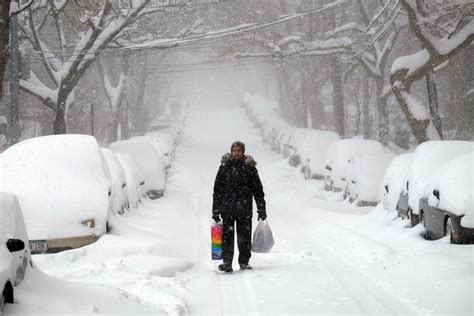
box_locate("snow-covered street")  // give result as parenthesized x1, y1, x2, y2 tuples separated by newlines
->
(7, 105, 472, 315)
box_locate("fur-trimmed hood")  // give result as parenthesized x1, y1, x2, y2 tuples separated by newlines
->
(221, 153, 257, 167)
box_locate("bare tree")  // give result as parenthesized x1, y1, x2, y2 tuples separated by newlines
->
(390, 0, 474, 143)
(18, 0, 154, 134)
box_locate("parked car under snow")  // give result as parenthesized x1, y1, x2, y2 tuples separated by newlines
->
(419, 152, 474, 244)
(345, 152, 395, 206)
(100, 148, 128, 215)
(109, 140, 166, 199)
(379, 153, 414, 213)
(297, 130, 340, 180)
(115, 153, 146, 209)
(0, 135, 111, 254)
(324, 139, 386, 192)
(399, 141, 473, 227)
(0, 192, 32, 313)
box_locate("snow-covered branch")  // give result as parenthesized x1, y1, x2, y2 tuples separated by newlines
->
(390, 0, 474, 143)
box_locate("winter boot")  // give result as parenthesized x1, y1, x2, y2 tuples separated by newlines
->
(218, 263, 233, 273)
(239, 263, 253, 270)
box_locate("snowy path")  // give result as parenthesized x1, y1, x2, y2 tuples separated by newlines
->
(24, 105, 473, 315)
(155, 105, 422, 315)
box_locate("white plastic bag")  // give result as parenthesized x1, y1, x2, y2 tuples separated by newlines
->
(251, 220, 274, 253)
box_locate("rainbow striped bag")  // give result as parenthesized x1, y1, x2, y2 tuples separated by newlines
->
(211, 223, 223, 260)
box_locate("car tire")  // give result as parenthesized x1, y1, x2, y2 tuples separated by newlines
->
(446, 217, 455, 244)
(420, 211, 428, 239)
(408, 209, 416, 227)
(2, 282, 13, 305)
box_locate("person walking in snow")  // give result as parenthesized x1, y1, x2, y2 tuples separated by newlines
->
(212, 141, 267, 273)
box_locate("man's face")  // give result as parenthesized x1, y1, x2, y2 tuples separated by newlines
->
(232, 146, 244, 159)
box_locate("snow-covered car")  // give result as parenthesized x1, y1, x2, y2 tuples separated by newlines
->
(287, 129, 311, 167)
(0, 192, 33, 313)
(401, 141, 473, 227)
(418, 152, 474, 243)
(280, 127, 302, 159)
(161, 97, 187, 121)
(110, 140, 166, 199)
(145, 131, 176, 163)
(100, 148, 128, 214)
(0, 135, 111, 254)
(379, 153, 414, 213)
(115, 153, 145, 209)
(147, 120, 183, 143)
(297, 130, 340, 179)
(345, 152, 395, 206)
(129, 135, 173, 169)
(324, 139, 386, 192)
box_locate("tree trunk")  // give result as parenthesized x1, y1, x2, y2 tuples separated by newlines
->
(363, 74, 370, 139)
(108, 112, 119, 143)
(0, 0, 11, 98)
(330, 56, 344, 137)
(376, 79, 389, 145)
(53, 103, 67, 134)
(308, 80, 325, 129)
(425, 71, 442, 138)
(391, 75, 435, 144)
(121, 95, 129, 139)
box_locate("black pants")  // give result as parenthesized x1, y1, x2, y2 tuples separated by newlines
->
(222, 215, 252, 265)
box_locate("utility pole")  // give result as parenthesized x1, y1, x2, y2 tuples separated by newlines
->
(416, 0, 443, 139)
(9, 0, 20, 145)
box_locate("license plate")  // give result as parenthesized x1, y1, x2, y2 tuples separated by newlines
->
(29, 240, 48, 254)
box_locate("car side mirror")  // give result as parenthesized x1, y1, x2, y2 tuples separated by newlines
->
(325, 165, 332, 171)
(384, 185, 389, 194)
(6, 239, 25, 252)
(433, 189, 440, 200)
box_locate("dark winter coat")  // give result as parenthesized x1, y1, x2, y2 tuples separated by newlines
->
(212, 153, 266, 218)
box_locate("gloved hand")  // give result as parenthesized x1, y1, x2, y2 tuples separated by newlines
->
(212, 213, 221, 223)
(257, 210, 267, 221)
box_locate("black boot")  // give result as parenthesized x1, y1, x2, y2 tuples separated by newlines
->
(239, 263, 253, 270)
(218, 263, 233, 273)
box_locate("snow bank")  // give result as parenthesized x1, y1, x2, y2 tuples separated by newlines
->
(379, 153, 414, 212)
(423, 152, 474, 228)
(0, 135, 109, 240)
(408, 141, 474, 214)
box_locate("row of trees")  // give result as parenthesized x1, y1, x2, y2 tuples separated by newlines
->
(223, 0, 473, 147)
(0, 0, 473, 151)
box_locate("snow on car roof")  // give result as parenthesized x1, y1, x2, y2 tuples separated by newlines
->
(424, 152, 474, 227)
(325, 138, 385, 168)
(109, 140, 165, 192)
(0, 135, 109, 240)
(380, 153, 414, 212)
(408, 140, 474, 213)
(301, 130, 340, 173)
